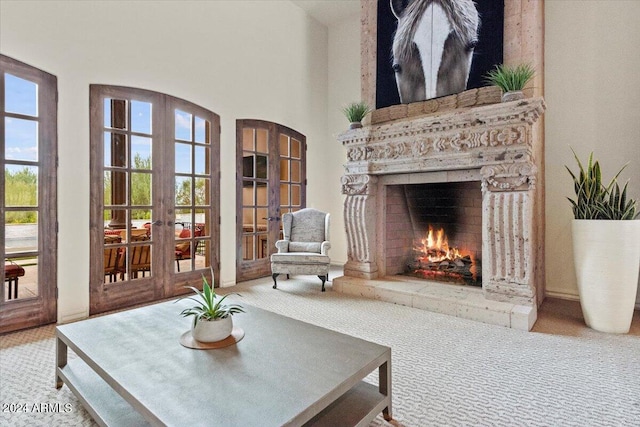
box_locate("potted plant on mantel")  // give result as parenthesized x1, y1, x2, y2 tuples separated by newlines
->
(566, 148, 640, 333)
(342, 101, 371, 129)
(177, 274, 244, 342)
(484, 63, 535, 103)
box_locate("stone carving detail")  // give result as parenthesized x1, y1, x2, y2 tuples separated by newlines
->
(483, 191, 534, 300)
(480, 163, 537, 192)
(341, 174, 377, 195)
(347, 146, 368, 162)
(344, 195, 372, 263)
(346, 126, 528, 164)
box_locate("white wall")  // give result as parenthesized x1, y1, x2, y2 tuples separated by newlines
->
(324, 13, 362, 263)
(544, 1, 640, 303)
(0, 0, 329, 322)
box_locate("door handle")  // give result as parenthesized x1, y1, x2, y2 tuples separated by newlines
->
(151, 220, 163, 226)
(262, 217, 280, 221)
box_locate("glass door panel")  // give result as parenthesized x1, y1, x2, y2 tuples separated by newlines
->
(102, 97, 155, 283)
(4, 74, 41, 302)
(173, 109, 214, 275)
(241, 127, 269, 262)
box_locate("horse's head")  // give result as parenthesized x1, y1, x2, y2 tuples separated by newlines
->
(391, 0, 479, 103)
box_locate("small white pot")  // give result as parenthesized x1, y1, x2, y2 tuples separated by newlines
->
(572, 219, 640, 333)
(349, 122, 362, 130)
(191, 316, 233, 342)
(501, 91, 524, 102)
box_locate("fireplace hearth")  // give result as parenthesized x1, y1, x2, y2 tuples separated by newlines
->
(333, 98, 546, 330)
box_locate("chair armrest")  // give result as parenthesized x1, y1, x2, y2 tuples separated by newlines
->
(275, 240, 289, 253)
(321, 241, 331, 256)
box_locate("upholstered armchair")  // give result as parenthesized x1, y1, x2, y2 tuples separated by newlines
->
(270, 208, 331, 291)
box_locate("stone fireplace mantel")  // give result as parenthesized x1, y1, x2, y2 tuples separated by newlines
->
(334, 98, 546, 330)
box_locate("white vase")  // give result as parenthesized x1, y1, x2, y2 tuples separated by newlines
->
(572, 219, 640, 333)
(191, 316, 233, 342)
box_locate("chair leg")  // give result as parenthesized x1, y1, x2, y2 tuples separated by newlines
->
(272, 273, 279, 289)
(318, 275, 327, 292)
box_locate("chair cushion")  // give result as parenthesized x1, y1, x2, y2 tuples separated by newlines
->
(175, 242, 190, 252)
(288, 241, 321, 253)
(270, 252, 330, 265)
(5, 264, 25, 278)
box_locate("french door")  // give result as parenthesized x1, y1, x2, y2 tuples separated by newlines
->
(0, 55, 57, 333)
(236, 120, 305, 282)
(90, 86, 220, 314)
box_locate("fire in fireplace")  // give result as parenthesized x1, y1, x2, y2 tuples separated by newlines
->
(384, 181, 483, 287)
(406, 225, 481, 286)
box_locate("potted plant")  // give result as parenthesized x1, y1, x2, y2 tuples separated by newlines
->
(484, 63, 535, 102)
(566, 148, 640, 333)
(177, 274, 244, 342)
(342, 101, 371, 129)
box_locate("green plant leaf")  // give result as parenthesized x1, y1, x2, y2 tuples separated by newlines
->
(483, 63, 535, 92)
(342, 101, 371, 123)
(567, 147, 637, 220)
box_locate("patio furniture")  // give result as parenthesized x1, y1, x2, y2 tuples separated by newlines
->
(4, 261, 25, 300)
(103, 247, 121, 283)
(270, 208, 331, 291)
(175, 226, 204, 272)
(129, 234, 151, 279)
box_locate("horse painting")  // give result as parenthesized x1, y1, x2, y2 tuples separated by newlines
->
(390, 0, 480, 103)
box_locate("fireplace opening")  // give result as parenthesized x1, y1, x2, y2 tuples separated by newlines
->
(385, 181, 482, 286)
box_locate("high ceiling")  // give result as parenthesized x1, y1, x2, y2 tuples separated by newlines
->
(289, 0, 360, 27)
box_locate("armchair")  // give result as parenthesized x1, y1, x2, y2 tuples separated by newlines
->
(270, 208, 331, 291)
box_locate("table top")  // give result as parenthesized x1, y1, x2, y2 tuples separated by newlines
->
(57, 299, 390, 426)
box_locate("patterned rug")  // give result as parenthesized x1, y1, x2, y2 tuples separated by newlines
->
(2, 271, 640, 426)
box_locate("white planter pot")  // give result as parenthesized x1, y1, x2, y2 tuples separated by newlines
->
(501, 91, 524, 102)
(191, 316, 233, 342)
(572, 219, 640, 333)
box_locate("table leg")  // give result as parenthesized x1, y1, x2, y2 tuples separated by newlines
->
(56, 335, 67, 389)
(379, 360, 393, 421)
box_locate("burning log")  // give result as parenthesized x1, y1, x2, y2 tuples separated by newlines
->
(406, 226, 481, 286)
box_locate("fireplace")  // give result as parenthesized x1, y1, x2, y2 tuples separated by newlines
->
(334, 97, 546, 330)
(386, 181, 482, 286)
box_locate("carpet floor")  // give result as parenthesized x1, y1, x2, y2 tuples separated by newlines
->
(1, 269, 640, 426)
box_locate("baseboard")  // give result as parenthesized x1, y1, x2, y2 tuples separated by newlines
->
(220, 279, 236, 288)
(545, 290, 640, 309)
(544, 290, 580, 302)
(59, 309, 89, 324)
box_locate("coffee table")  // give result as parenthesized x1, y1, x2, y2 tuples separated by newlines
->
(56, 300, 392, 426)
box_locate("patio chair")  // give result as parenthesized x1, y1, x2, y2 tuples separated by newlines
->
(4, 260, 25, 300)
(175, 226, 204, 272)
(270, 208, 331, 292)
(129, 234, 151, 279)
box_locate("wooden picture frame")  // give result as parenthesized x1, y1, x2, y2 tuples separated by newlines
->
(360, 0, 544, 118)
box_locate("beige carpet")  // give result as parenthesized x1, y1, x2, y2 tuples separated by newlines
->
(2, 269, 640, 426)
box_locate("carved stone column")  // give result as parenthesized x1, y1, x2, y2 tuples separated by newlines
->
(481, 162, 538, 305)
(341, 174, 379, 279)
